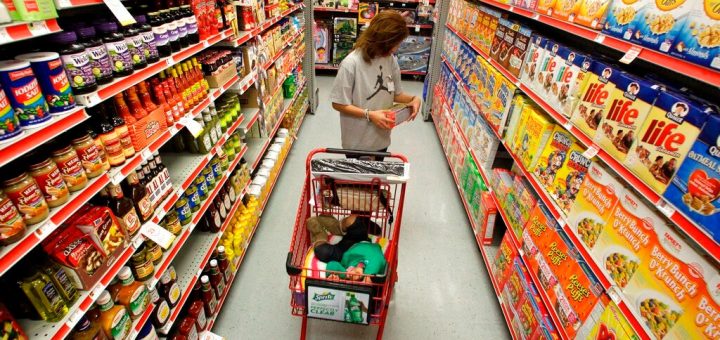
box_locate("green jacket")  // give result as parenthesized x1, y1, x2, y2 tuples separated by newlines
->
(326, 242, 386, 278)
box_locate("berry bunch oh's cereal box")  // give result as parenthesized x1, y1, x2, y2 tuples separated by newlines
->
(625, 90, 713, 194)
(546, 46, 591, 118)
(551, 143, 593, 214)
(574, 0, 612, 30)
(670, 0, 720, 70)
(664, 113, 720, 242)
(566, 162, 623, 251)
(569, 60, 619, 140)
(602, 0, 651, 41)
(594, 72, 661, 162)
(630, 0, 692, 53)
(552, 0, 582, 22)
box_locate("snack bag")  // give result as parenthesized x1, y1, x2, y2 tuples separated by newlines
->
(625, 90, 712, 194)
(575, 0, 612, 29)
(516, 109, 555, 170)
(630, 0, 692, 53)
(602, 0, 651, 40)
(520, 35, 547, 91)
(532, 125, 576, 191)
(670, 0, 720, 70)
(552, 0, 582, 22)
(593, 72, 661, 162)
(537, 0, 557, 16)
(569, 60, 619, 140)
(566, 162, 623, 250)
(551, 143, 593, 214)
(546, 46, 590, 118)
(664, 113, 720, 242)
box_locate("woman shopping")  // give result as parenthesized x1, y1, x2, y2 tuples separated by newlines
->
(330, 10, 422, 156)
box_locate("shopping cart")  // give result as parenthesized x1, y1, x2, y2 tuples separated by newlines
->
(286, 148, 409, 340)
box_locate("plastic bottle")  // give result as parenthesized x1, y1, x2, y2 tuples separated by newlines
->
(71, 316, 109, 340)
(122, 24, 147, 70)
(105, 102, 135, 158)
(216, 246, 234, 281)
(96, 290, 132, 340)
(76, 26, 114, 85)
(97, 22, 133, 77)
(134, 15, 160, 64)
(208, 259, 225, 298)
(162, 10, 181, 52)
(158, 271, 181, 308)
(199, 275, 217, 317)
(18, 268, 68, 322)
(50, 31, 98, 94)
(111, 267, 150, 319)
(187, 300, 207, 332)
(149, 12, 171, 57)
(125, 85, 149, 119)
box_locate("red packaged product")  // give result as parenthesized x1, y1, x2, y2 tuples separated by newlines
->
(493, 232, 519, 289)
(73, 206, 127, 256)
(0, 303, 28, 340)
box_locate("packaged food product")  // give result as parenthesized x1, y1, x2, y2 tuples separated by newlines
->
(27, 155, 69, 208)
(528, 40, 561, 100)
(670, 1, 720, 70)
(492, 232, 519, 289)
(0, 60, 51, 128)
(50, 32, 98, 95)
(515, 108, 555, 170)
(532, 125, 576, 190)
(664, 113, 720, 242)
(70, 132, 106, 178)
(5, 0, 57, 21)
(0, 190, 26, 245)
(625, 90, 712, 194)
(15, 52, 76, 114)
(603, 0, 650, 41)
(569, 60, 619, 139)
(2, 169, 49, 225)
(501, 260, 530, 309)
(576, 298, 639, 340)
(552, 0, 582, 22)
(0, 85, 22, 143)
(50, 144, 88, 192)
(0, 302, 28, 340)
(42, 224, 107, 288)
(547, 47, 591, 118)
(519, 35, 547, 94)
(511, 0, 538, 11)
(489, 18, 510, 63)
(630, 0, 692, 53)
(536, 0, 557, 16)
(550, 143, 592, 213)
(574, 0, 612, 29)
(73, 206, 127, 256)
(593, 72, 661, 162)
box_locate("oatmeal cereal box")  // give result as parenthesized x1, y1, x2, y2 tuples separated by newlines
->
(670, 0, 720, 70)
(664, 113, 720, 242)
(552, 0, 582, 22)
(546, 46, 590, 118)
(537, 0, 557, 16)
(520, 35, 548, 91)
(594, 72, 661, 162)
(507, 25, 532, 78)
(566, 162, 623, 251)
(532, 41, 563, 102)
(551, 143, 593, 214)
(532, 125, 576, 192)
(503, 94, 531, 143)
(602, 0, 651, 41)
(494, 232, 520, 288)
(575, 0, 612, 29)
(569, 60, 619, 140)
(625, 90, 712, 194)
(490, 18, 510, 63)
(516, 108, 555, 170)
(631, 0, 693, 52)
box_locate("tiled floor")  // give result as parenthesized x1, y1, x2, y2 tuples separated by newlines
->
(212, 76, 511, 339)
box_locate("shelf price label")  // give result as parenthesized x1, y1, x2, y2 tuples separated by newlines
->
(0, 28, 11, 45)
(141, 222, 176, 249)
(28, 21, 51, 36)
(619, 46, 642, 64)
(594, 34, 606, 44)
(66, 309, 83, 326)
(103, 0, 137, 26)
(657, 200, 676, 217)
(582, 145, 599, 159)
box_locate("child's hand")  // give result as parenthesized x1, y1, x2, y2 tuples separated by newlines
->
(369, 110, 394, 130)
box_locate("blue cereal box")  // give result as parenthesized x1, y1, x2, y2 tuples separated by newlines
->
(664, 113, 720, 241)
(670, 0, 720, 70)
(630, 0, 693, 53)
(602, 0, 651, 41)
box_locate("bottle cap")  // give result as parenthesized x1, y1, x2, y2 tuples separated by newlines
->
(50, 31, 79, 44)
(200, 275, 209, 284)
(118, 266, 133, 280)
(76, 26, 97, 39)
(217, 245, 226, 253)
(97, 290, 111, 305)
(210, 259, 218, 267)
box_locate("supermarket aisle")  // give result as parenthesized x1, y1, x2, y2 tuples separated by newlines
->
(213, 76, 511, 339)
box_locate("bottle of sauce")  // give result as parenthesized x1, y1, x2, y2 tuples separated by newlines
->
(0, 190, 26, 245)
(113, 93, 136, 125)
(125, 85, 148, 119)
(174, 317, 198, 340)
(149, 12, 170, 58)
(96, 290, 131, 339)
(107, 183, 142, 238)
(187, 300, 207, 332)
(50, 31, 98, 94)
(158, 271, 181, 308)
(199, 275, 217, 317)
(124, 170, 153, 223)
(122, 23, 147, 70)
(76, 26, 114, 85)
(216, 246, 234, 282)
(149, 287, 170, 329)
(18, 268, 68, 322)
(49, 144, 89, 192)
(134, 15, 160, 64)
(96, 22, 133, 77)
(41, 259, 79, 305)
(207, 259, 225, 298)
(91, 107, 126, 167)
(138, 81, 159, 114)
(71, 316, 109, 340)
(105, 102, 135, 158)
(26, 154, 70, 208)
(2, 169, 50, 225)
(154, 152, 170, 193)
(112, 267, 150, 319)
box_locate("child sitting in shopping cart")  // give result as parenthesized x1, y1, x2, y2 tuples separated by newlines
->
(327, 241, 386, 283)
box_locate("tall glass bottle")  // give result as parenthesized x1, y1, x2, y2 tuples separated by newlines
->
(107, 183, 142, 238)
(124, 170, 153, 223)
(18, 269, 68, 322)
(105, 102, 135, 158)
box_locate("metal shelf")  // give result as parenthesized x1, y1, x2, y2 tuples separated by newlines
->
(0, 19, 61, 45)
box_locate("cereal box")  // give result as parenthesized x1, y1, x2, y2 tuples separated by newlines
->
(602, 0, 651, 41)
(664, 113, 720, 242)
(479, 6, 504, 56)
(534, 41, 564, 102)
(493, 231, 520, 288)
(507, 25, 533, 79)
(510, 287, 543, 339)
(566, 162, 623, 250)
(594, 72, 661, 162)
(670, 0, 720, 70)
(546, 46, 590, 119)
(516, 108, 555, 170)
(503, 94, 532, 143)
(502, 260, 531, 309)
(520, 34, 547, 91)
(575, 0, 612, 29)
(494, 19, 518, 71)
(490, 18, 510, 62)
(631, 0, 693, 52)
(569, 60, 619, 140)
(552, 0, 582, 22)
(486, 72, 517, 134)
(576, 298, 640, 340)
(532, 125, 576, 191)
(537, 0, 557, 16)
(625, 90, 712, 194)
(471, 114, 500, 170)
(551, 143, 593, 214)
(512, 0, 538, 11)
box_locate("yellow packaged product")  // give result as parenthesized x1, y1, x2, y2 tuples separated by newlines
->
(515, 108, 555, 170)
(574, 0, 612, 29)
(509, 103, 534, 154)
(537, 0, 557, 16)
(486, 72, 517, 133)
(576, 298, 639, 339)
(552, 0, 582, 22)
(569, 60, 618, 140)
(593, 72, 661, 162)
(503, 94, 531, 143)
(532, 125, 575, 191)
(549, 142, 592, 214)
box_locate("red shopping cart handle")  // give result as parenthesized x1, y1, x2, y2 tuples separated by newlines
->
(324, 148, 392, 158)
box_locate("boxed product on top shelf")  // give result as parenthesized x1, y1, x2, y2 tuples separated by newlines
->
(2, 0, 58, 22)
(314, 0, 358, 11)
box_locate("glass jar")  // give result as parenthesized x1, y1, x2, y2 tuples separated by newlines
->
(145, 240, 163, 265)
(50, 145, 88, 192)
(174, 198, 191, 225)
(2, 171, 49, 225)
(27, 157, 70, 208)
(0, 190, 26, 245)
(70, 133, 107, 178)
(184, 186, 200, 212)
(194, 177, 208, 201)
(131, 246, 154, 281)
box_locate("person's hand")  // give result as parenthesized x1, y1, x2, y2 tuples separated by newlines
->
(369, 110, 394, 130)
(409, 96, 422, 120)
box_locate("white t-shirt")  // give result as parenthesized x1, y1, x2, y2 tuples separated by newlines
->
(330, 50, 403, 151)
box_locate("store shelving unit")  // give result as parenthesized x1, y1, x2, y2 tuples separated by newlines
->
(0, 19, 62, 45)
(223, 3, 305, 48)
(53, 0, 103, 9)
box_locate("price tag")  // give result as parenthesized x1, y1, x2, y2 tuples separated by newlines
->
(200, 330, 225, 340)
(415, 25, 420, 33)
(197, 268, 204, 277)
(147, 277, 158, 289)
(183, 117, 204, 138)
(582, 146, 598, 159)
(55, 0, 72, 8)
(132, 235, 144, 248)
(562, 120, 573, 131)
(169, 124, 179, 135)
(36, 221, 56, 236)
(509, 6, 515, 12)
(141, 149, 153, 160)
(532, 13, 540, 20)
(594, 34, 606, 44)
(28, 21, 51, 36)
(92, 285, 105, 299)
(128, 330, 139, 340)
(608, 287, 622, 304)
(657, 200, 676, 217)
(66, 310, 83, 326)
(141, 222, 176, 249)
(0, 28, 11, 45)
(111, 172, 125, 185)
(103, 0, 137, 26)
(619, 46, 642, 64)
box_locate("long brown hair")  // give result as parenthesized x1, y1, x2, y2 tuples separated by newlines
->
(354, 10, 409, 63)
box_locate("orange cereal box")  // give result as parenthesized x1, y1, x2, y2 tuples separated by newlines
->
(575, 0, 612, 29)
(569, 60, 618, 140)
(566, 162, 623, 251)
(532, 125, 576, 191)
(552, 0, 582, 22)
(550, 143, 593, 214)
(537, 0, 557, 16)
(516, 108, 555, 170)
(594, 72, 661, 162)
(625, 90, 713, 194)
(576, 297, 640, 340)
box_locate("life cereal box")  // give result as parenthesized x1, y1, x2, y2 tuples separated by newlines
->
(575, 0, 612, 29)
(569, 60, 619, 140)
(630, 0, 693, 53)
(537, 0, 557, 16)
(625, 90, 712, 194)
(670, 0, 720, 70)
(567, 162, 623, 251)
(576, 297, 640, 340)
(520, 34, 548, 91)
(602, 0, 652, 41)
(532, 41, 564, 103)
(546, 46, 591, 119)
(594, 72, 661, 162)
(532, 125, 576, 191)
(664, 113, 720, 243)
(526, 38, 557, 97)
(552, 0, 582, 22)
(507, 25, 532, 79)
(551, 143, 593, 214)
(516, 109, 555, 170)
